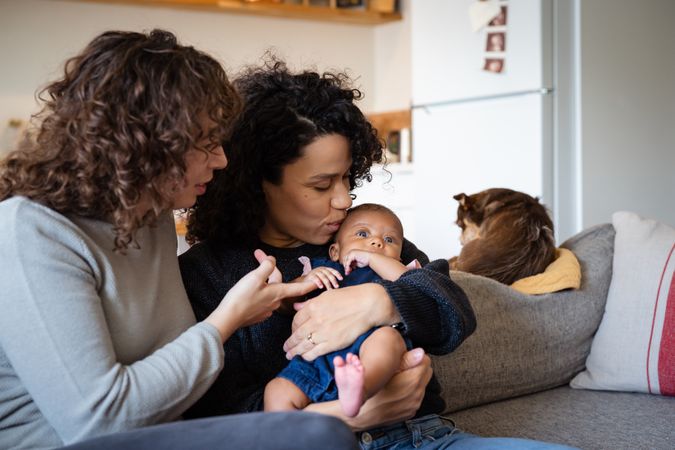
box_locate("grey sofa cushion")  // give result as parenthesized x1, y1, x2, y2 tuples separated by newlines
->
(450, 386, 675, 450)
(431, 224, 615, 413)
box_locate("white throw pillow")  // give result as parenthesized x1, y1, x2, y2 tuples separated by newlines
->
(571, 211, 675, 395)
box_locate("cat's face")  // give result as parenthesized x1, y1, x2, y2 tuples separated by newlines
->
(453, 191, 490, 245)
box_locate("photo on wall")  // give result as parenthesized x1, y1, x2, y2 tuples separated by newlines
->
(482, 2, 508, 73)
(489, 5, 507, 26)
(486, 32, 506, 52)
(483, 58, 504, 73)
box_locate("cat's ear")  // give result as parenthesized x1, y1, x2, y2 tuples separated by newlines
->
(454, 193, 470, 209)
(525, 223, 554, 243)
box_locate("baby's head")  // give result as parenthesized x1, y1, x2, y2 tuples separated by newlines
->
(329, 203, 404, 261)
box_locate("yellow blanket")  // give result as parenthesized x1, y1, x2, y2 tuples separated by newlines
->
(510, 248, 581, 295)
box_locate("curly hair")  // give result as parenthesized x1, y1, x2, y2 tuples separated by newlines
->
(186, 59, 384, 248)
(0, 29, 240, 251)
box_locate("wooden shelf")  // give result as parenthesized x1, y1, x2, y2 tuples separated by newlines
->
(76, 0, 402, 25)
(367, 109, 412, 164)
(367, 109, 411, 139)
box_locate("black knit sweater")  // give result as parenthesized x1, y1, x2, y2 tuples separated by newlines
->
(179, 239, 476, 419)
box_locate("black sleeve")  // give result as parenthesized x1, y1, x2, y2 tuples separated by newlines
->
(376, 246, 476, 355)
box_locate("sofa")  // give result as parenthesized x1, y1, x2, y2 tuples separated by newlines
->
(430, 223, 675, 450)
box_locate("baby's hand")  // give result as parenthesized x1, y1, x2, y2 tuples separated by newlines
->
(301, 266, 343, 290)
(341, 250, 373, 275)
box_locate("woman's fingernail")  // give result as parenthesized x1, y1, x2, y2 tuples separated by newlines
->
(411, 348, 424, 360)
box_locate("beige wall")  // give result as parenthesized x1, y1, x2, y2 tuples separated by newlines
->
(0, 0, 409, 155)
(372, 0, 411, 112)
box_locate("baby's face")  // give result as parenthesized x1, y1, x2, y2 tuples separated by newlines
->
(330, 209, 403, 261)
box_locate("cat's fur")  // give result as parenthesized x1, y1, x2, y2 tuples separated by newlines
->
(449, 188, 556, 285)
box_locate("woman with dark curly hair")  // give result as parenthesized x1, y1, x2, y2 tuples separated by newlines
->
(179, 61, 461, 425)
(179, 61, 575, 450)
(177, 59, 463, 431)
(0, 31, 358, 450)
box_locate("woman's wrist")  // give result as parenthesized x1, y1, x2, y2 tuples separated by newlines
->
(203, 308, 237, 343)
(365, 283, 401, 326)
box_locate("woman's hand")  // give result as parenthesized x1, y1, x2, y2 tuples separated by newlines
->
(283, 283, 400, 361)
(204, 252, 315, 342)
(303, 348, 432, 430)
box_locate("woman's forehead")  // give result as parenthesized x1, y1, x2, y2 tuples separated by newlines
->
(286, 134, 352, 177)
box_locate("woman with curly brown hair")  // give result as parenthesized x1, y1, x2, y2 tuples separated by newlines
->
(0, 30, 358, 450)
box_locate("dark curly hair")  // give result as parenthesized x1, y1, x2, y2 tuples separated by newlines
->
(186, 59, 384, 248)
(0, 29, 240, 251)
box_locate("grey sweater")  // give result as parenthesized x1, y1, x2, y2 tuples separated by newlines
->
(0, 197, 224, 449)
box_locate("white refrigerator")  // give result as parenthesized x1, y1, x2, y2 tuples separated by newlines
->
(410, 0, 553, 260)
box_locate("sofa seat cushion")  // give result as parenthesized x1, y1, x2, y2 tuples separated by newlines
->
(449, 386, 675, 449)
(433, 224, 614, 413)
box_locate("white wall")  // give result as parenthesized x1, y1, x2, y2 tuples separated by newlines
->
(0, 0, 385, 156)
(579, 0, 675, 228)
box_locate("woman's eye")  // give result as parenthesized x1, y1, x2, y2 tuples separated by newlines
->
(356, 230, 368, 238)
(384, 237, 394, 244)
(314, 185, 330, 192)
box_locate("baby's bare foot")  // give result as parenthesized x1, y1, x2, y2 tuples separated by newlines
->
(334, 353, 365, 417)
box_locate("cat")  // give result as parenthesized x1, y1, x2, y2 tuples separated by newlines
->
(449, 188, 557, 285)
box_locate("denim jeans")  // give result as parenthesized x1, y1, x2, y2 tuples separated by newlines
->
(356, 414, 577, 450)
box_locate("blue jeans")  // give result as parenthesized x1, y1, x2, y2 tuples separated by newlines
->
(357, 414, 577, 449)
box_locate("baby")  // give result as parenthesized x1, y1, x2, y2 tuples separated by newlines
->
(263, 203, 418, 417)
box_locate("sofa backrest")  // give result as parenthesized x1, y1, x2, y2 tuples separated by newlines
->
(432, 223, 615, 413)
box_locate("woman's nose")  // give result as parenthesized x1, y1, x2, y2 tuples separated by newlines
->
(331, 183, 352, 210)
(209, 145, 228, 170)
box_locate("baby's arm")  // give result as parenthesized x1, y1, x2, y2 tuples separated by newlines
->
(341, 250, 417, 281)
